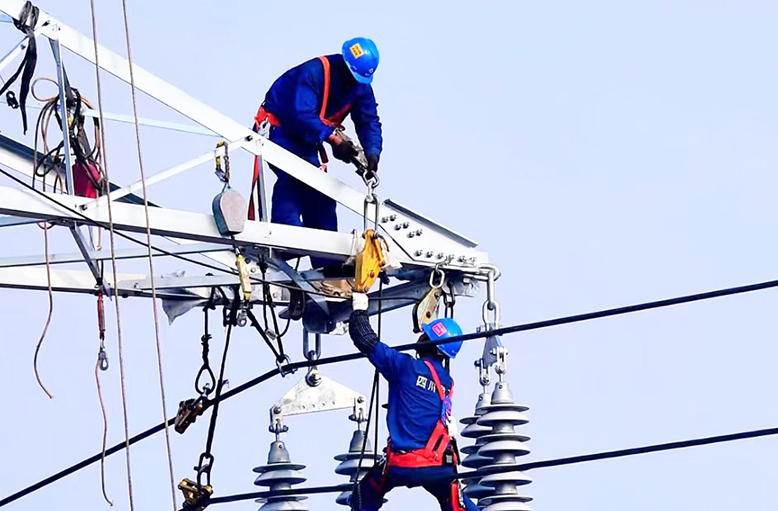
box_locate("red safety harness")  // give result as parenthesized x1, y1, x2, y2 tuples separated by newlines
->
(386, 360, 457, 469)
(248, 56, 351, 220)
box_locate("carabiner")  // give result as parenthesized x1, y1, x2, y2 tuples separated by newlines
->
(97, 347, 109, 371)
(429, 266, 446, 290)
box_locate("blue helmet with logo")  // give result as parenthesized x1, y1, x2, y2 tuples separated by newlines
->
(421, 318, 464, 359)
(342, 37, 379, 84)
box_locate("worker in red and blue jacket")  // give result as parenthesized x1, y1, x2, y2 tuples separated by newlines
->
(348, 293, 480, 511)
(253, 37, 382, 269)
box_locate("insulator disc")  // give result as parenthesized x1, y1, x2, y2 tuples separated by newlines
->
(463, 480, 493, 499)
(461, 440, 486, 455)
(253, 469, 307, 487)
(477, 409, 529, 428)
(478, 440, 531, 458)
(336, 491, 352, 505)
(462, 452, 493, 469)
(478, 433, 531, 445)
(253, 463, 306, 473)
(257, 499, 309, 511)
(480, 470, 532, 487)
(482, 500, 533, 511)
(335, 457, 378, 475)
(462, 421, 493, 438)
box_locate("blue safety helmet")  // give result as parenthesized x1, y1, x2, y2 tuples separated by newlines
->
(421, 318, 464, 359)
(342, 37, 379, 84)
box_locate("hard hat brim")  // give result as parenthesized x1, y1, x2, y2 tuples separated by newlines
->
(348, 66, 373, 84)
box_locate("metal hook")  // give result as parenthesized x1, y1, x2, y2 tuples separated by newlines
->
(97, 347, 109, 371)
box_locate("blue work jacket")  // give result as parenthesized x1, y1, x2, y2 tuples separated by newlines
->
(369, 343, 453, 452)
(262, 54, 383, 165)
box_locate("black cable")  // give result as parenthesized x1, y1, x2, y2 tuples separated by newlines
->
(246, 308, 282, 361)
(204, 484, 352, 506)
(196, 321, 234, 487)
(514, 425, 778, 472)
(189, 425, 778, 507)
(7, 263, 778, 508)
(374, 279, 384, 464)
(0, 367, 281, 508)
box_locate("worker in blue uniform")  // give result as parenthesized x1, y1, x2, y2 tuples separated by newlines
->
(348, 293, 480, 511)
(253, 37, 383, 269)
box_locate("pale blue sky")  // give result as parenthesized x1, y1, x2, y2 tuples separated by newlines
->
(1, 1, 778, 510)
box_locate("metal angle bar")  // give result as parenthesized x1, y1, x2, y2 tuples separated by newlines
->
(0, 186, 359, 261)
(306, 280, 432, 326)
(0, 266, 139, 295)
(0, 0, 249, 140)
(67, 224, 108, 294)
(0, 34, 28, 74)
(0, 242, 230, 268)
(0, 133, 153, 206)
(82, 138, 250, 210)
(0, 1, 488, 270)
(80, 107, 217, 137)
(0, 133, 234, 269)
(49, 35, 74, 196)
(271, 257, 329, 315)
(122, 273, 242, 291)
(0, 215, 38, 227)
(24, 102, 219, 137)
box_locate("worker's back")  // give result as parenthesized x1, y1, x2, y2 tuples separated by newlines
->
(367, 344, 453, 451)
(261, 54, 378, 156)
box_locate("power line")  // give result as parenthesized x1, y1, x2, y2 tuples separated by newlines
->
(6, 159, 778, 505)
(5, 264, 778, 506)
(184, 425, 778, 508)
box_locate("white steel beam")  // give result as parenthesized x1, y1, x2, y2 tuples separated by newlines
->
(0, 266, 143, 295)
(0, 1, 488, 270)
(0, 242, 230, 268)
(0, 186, 358, 261)
(82, 138, 250, 210)
(0, 0, 248, 140)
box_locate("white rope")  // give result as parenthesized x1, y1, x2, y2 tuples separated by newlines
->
(88, 0, 134, 508)
(118, 1, 178, 508)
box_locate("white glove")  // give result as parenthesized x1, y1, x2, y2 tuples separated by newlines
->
(352, 292, 369, 311)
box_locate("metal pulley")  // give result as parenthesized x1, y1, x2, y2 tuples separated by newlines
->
(354, 229, 386, 293)
(212, 141, 247, 236)
(253, 439, 308, 511)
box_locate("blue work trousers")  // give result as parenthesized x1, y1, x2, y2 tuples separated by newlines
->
(352, 461, 479, 511)
(269, 165, 337, 269)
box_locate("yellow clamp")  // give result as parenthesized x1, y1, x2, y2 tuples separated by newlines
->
(354, 229, 386, 293)
(178, 478, 213, 510)
(236, 254, 252, 302)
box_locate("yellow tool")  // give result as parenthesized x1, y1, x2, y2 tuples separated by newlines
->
(354, 229, 386, 293)
(178, 478, 213, 511)
(236, 254, 252, 302)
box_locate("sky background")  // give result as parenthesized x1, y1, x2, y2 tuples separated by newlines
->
(1, 1, 778, 510)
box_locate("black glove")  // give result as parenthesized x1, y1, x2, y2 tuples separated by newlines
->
(366, 154, 379, 173)
(328, 132, 358, 163)
(363, 153, 379, 182)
